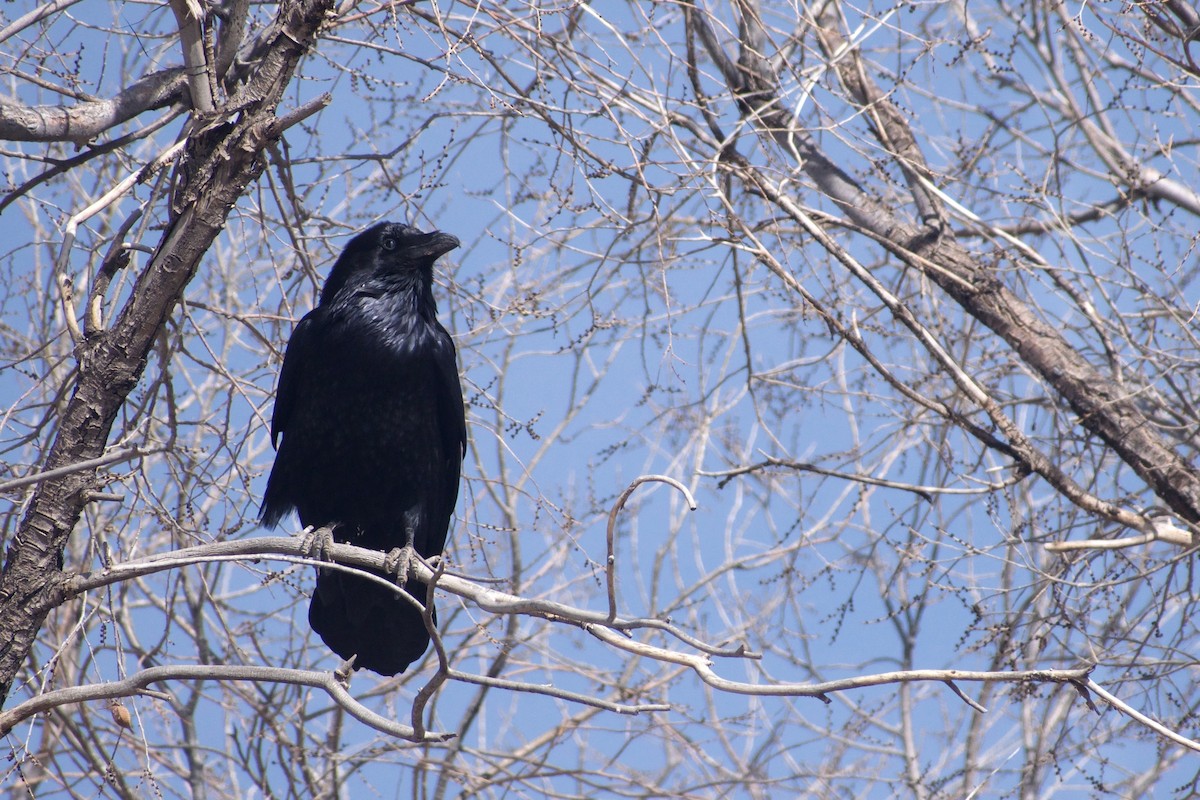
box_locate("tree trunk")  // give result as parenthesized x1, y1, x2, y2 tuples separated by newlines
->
(0, 0, 338, 708)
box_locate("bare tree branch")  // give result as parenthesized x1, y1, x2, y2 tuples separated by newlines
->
(0, 0, 339, 709)
(0, 664, 454, 742)
(4, 2, 1198, 794)
(605, 474, 697, 621)
(698, 5, 1200, 528)
(0, 67, 188, 144)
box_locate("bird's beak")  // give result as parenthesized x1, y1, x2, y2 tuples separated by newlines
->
(417, 231, 460, 259)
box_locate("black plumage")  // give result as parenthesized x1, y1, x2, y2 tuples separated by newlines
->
(259, 222, 466, 676)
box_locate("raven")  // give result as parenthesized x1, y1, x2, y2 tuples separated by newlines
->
(259, 222, 466, 676)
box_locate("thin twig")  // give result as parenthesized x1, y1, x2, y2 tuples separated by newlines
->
(0, 446, 158, 494)
(701, 456, 1026, 499)
(446, 669, 669, 715)
(411, 554, 449, 737)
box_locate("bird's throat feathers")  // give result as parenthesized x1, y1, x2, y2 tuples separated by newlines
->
(321, 270, 448, 360)
(339, 269, 439, 320)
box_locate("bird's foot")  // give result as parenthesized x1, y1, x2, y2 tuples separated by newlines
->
(383, 544, 415, 581)
(299, 525, 335, 561)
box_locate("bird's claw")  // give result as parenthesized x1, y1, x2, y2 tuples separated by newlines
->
(383, 544, 415, 581)
(300, 525, 335, 561)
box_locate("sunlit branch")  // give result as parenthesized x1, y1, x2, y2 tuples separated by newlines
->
(63, 536, 748, 659)
(1044, 517, 1195, 552)
(1085, 679, 1200, 753)
(0, 67, 187, 143)
(0, 664, 453, 742)
(168, 0, 216, 113)
(59, 533, 1198, 754)
(605, 474, 697, 621)
(0, 106, 183, 217)
(586, 622, 1111, 709)
(53, 136, 188, 343)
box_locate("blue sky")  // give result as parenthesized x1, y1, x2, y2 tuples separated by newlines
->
(2, 1, 1198, 797)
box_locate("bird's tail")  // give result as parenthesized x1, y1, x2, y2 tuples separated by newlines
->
(307, 567, 435, 676)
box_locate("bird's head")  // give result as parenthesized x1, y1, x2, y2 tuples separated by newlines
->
(319, 222, 460, 306)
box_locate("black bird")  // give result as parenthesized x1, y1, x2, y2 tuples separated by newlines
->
(259, 222, 466, 676)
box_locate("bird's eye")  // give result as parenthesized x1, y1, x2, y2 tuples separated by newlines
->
(381, 236, 397, 251)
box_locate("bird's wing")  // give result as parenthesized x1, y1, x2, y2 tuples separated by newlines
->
(433, 323, 467, 552)
(436, 324, 468, 461)
(270, 310, 320, 448)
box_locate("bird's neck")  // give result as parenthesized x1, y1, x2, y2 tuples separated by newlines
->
(393, 277, 439, 321)
(350, 271, 438, 319)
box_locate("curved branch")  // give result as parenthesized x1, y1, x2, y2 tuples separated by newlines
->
(1045, 516, 1195, 552)
(61, 536, 738, 659)
(605, 474, 697, 621)
(71, 533, 1200, 753)
(48, 534, 1200, 751)
(0, 664, 453, 742)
